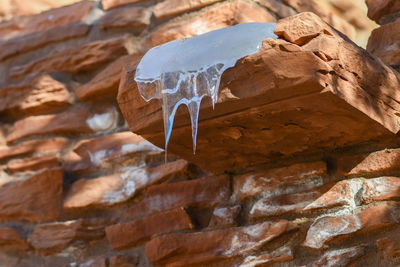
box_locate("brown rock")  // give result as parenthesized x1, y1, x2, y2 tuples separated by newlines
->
(79, 258, 106, 267)
(312, 246, 366, 267)
(109, 255, 139, 267)
(99, 6, 150, 32)
(255, 0, 296, 18)
(0, 137, 67, 161)
(10, 38, 128, 81)
(146, 0, 275, 47)
(120, 12, 400, 174)
(64, 131, 158, 173)
(102, 0, 147, 10)
(367, 18, 400, 66)
(0, 227, 27, 249)
(147, 159, 189, 183)
(28, 218, 107, 254)
(106, 207, 193, 249)
(145, 220, 297, 265)
(234, 161, 326, 201)
(153, 0, 223, 19)
(125, 175, 230, 220)
(239, 246, 293, 266)
(0, 74, 74, 120)
(0, 169, 62, 223)
(7, 105, 118, 144)
(77, 54, 143, 102)
(0, 1, 93, 41)
(376, 234, 400, 263)
(303, 203, 400, 249)
(0, 23, 90, 62)
(208, 205, 241, 228)
(7, 154, 59, 173)
(365, 0, 400, 23)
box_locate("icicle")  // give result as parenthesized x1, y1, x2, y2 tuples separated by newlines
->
(135, 22, 277, 154)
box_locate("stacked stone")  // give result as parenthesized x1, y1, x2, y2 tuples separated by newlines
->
(366, 0, 400, 71)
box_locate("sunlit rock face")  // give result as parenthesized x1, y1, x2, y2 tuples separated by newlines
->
(135, 23, 277, 153)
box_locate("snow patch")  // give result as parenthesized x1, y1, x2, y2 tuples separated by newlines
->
(86, 108, 118, 132)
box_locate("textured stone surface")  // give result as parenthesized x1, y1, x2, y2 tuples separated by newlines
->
(0, 169, 62, 223)
(145, 220, 297, 265)
(367, 18, 400, 66)
(239, 246, 293, 266)
(234, 161, 326, 201)
(10, 38, 128, 81)
(102, 0, 147, 10)
(120, 12, 400, 174)
(125, 175, 230, 220)
(0, 227, 27, 249)
(312, 246, 366, 267)
(208, 205, 241, 228)
(106, 208, 193, 249)
(28, 218, 107, 254)
(7, 154, 59, 173)
(109, 255, 139, 267)
(365, 0, 400, 23)
(255, 0, 295, 18)
(153, 0, 223, 19)
(77, 54, 142, 102)
(0, 0, 92, 41)
(0, 74, 73, 120)
(7, 105, 118, 143)
(99, 6, 151, 32)
(146, 0, 275, 47)
(376, 234, 400, 263)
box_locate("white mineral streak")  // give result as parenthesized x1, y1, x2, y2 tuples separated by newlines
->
(135, 23, 277, 153)
(86, 108, 118, 132)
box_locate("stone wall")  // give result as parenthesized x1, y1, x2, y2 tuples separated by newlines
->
(0, 0, 397, 266)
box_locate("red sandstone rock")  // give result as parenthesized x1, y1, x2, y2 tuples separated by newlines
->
(303, 203, 400, 249)
(365, 0, 400, 23)
(77, 54, 143, 102)
(28, 218, 108, 254)
(312, 246, 366, 267)
(64, 131, 158, 173)
(146, 0, 275, 47)
(0, 169, 62, 223)
(0, 137, 67, 161)
(239, 246, 293, 266)
(109, 255, 139, 267)
(208, 205, 241, 228)
(7, 154, 59, 173)
(106, 208, 193, 250)
(102, 0, 147, 10)
(98, 6, 151, 31)
(256, 0, 295, 18)
(145, 220, 297, 265)
(367, 18, 400, 66)
(0, 227, 27, 250)
(153, 0, 223, 19)
(10, 38, 128, 81)
(234, 161, 326, 201)
(0, 1, 93, 41)
(125, 175, 230, 220)
(6, 105, 118, 144)
(376, 234, 400, 263)
(0, 74, 74, 120)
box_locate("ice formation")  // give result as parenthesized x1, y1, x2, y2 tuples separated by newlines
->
(135, 23, 277, 153)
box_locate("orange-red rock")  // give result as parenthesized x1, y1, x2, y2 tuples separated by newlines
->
(147, 159, 188, 183)
(7, 154, 59, 173)
(102, 0, 147, 10)
(153, 0, 223, 19)
(0, 23, 90, 62)
(0, 169, 62, 223)
(367, 18, 400, 66)
(77, 54, 143, 102)
(0, 1, 93, 41)
(146, 0, 275, 47)
(106, 208, 193, 249)
(0, 74, 74, 120)
(376, 234, 400, 263)
(312, 246, 366, 267)
(0, 227, 27, 249)
(145, 220, 297, 265)
(28, 218, 108, 254)
(208, 205, 241, 228)
(234, 161, 326, 201)
(7, 105, 118, 143)
(304, 203, 400, 249)
(109, 255, 139, 267)
(365, 0, 400, 23)
(256, 0, 296, 18)
(125, 175, 230, 220)
(239, 246, 293, 266)
(10, 38, 128, 81)
(98, 6, 150, 31)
